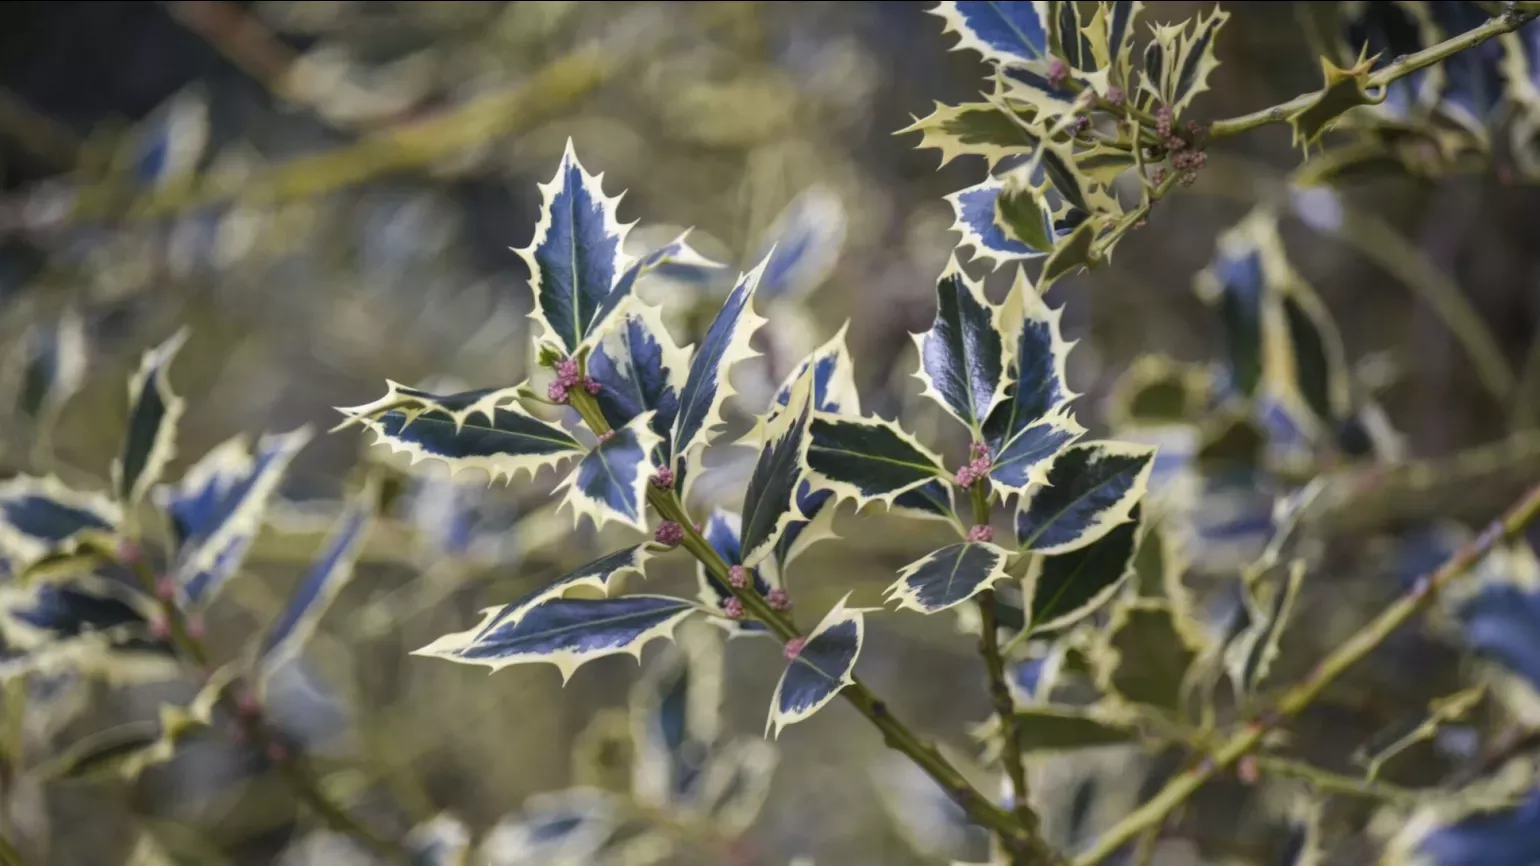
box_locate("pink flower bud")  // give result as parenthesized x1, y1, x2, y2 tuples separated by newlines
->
(584, 378, 601, 395)
(967, 525, 995, 543)
(236, 689, 262, 719)
(783, 637, 807, 660)
(954, 466, 976, 488)
(728, 565, 750, 589)
(650, 466, 675, 489)
(597, 431, 614, 444)
(556, 358, 580, 385)
(149, 617, 170, 640)
(546, 381, 569, 403)
(654, 521, 684, 546)
(1237, 755, 1260, 785)
(116, 539, 141, 564)
(154, 576, 178, 602)
(969, 441, 990, 459)
(767, 588, 791, 611)
(184, 617, 206, 641)
(266, 742, 289, 764)
(723, 597, 744, 619)
(1047, 59, 1068, 87)
(1106, 86, 1125, 106)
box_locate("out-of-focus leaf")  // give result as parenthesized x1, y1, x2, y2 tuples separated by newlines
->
(406, 813, 473, 866)
(1457, 584, 1540, 693)
(558, 412, 663, 534)
(1426, 1, 1508, 134)
(751, 185, 846, 300)
(697, 737, 778, 835)
(767, 594, 868, 738)
(974, 703, 1138, 755)
(8, 308, 87, 427)
(1026, 508, 1139, 633)
(671, 258, 770, 463)
(416, 595, 699, 682)
(1194, 215, 1268, 398)
(931, 1, 1051, 66)
(1224, 560, 1305, 705)
(1276, 278, 1353, 433)
(479, 788, 618, 865)
(513, 140, 632, 355)
(113, 329, 188, 505)
(1015, 441, 1154, 554)
(913, 256, 1009, 433)
(338, 382, 581, 485)
(1093, 597, 1197, 715)
(889, 542, 1013, 615)
(1409, 787, 1540, 866)
(1353, 684, 1486, 782)
(804, 414, 946, 509)
(0, 476, 121, 572)
(631, 622, 723, 809)
(872, 749, 991, 862)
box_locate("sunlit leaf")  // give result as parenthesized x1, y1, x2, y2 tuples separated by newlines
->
(1015, 441, 1155, 554)
(804, 414, 947, 509)
(888, 542, 1013, 615)
(257, 482, 376, 679)
(1287, 52, 1382, 149)
(339, 382, 581, 485)
(1046, 0, 1098, 72)
(0, 476, 121, 573)
(931, 1, 1052, 66)
(740, 374, 815, 567)
(900, 101, 1040, 168)
(913, 255, 1009, 432)
(113, 329, 188, 505)
(415, 595, 700, 682)
(558, 412, 664, 534)
(1026, 508, 1139, 632)
(946, 178, 1057, 268)
(671, 258, 770, 462)
(766, 594, 869, 738)
(513, 140, 632, 354)
(588, 301, 689, 460)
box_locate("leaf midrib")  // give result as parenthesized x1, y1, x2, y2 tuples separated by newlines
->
(389, 410, 578, 450)
(1021, 457, 1139, 549)
(476, 599, 692, 652)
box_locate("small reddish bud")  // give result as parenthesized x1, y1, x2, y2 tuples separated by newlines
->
(584, 378, 601, 395)
(1237, 755, 1260, 785)
(767, 588, 791, 610)
(1133, 218, 1148, 229)
(266, 742, 289, 764)
(783, 637, 807, 660)
(1074, 116, 1091, 133)
(1047, 59, 1068, 87)
(1106, 86, 1125, 106)
(954, 466, 977, 488)
(967, 525, 995, 543)
(597, 431, 614, 444)
(650, 466, 675, 489)
(969, 441, 990, 459)
(148, 617, 171, 640)
(236, 689, 262, 719)
(116, 539, 142, 564)
(1155, 106, 1173, 138)
(155, 576, 178, 602)
(728, 564, 750, 589)
(184, 617, 206, 641)
(654, 521, 685, 546)
(723, 597, 744, 619)
(1180, 170, 1197, 187)
(555, 358, 581, 386)
(546, 381, 569, 403)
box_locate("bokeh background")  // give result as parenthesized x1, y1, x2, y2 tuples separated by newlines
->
(2, 2, 1540, 864)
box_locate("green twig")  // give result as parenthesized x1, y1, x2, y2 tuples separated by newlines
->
(1073, 482, 1540, 865)
(0, 833, 22, 866)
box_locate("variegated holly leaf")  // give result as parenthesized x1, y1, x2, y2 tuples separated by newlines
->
(256, 483, 376, 680)
(695, 510, 776, 637)
(480, 788, 619, 865)
(1406, 787, 1540, 866)
(872, 751, 991, 862)
(339, 381, 582, 485)
(11, 308, 88, 428)
(913, 256, 1009, 432)
(900, 101, 1040, 169)
(888, 542, 1013, 615)
(804, 414, 947, 508)
(1025, 508, 1139, 632)
(1040, 220, 1099, 285)
(0, 577, 179, 684)
(607, 231, 722, 329)
(1352, 684, 1486, 782)
(1276, 280, 1352, 431)
(1195, 215, 1269, 398)
(160, 428, 311, 608)
(975, 704, 1138, 755)
(1457, 584, 1540, 694)
(752, 185, 846, 300)
(588, 301, 689, 461)
(1426, 2, 1508, 135)
(405, 813, 472, 866)
(776, 482, 839, 570)
(888, 479, 959, 525)
(947, 178, 1058, 268)
(513, 140, 633, 355)
(984, 271, 1083, 495)
(1046, 0, 1098, 73)
(631, 622, 723, 809)
(1094, 597, 1197, 715)
(739, 374, 815, 567)
(997, 64, 1078, 118)
(558, 412, 663, 533)
(416, 595, 699, 682)
(1224, 560, 1305, 706)
(771, 324, 861, 418)
(671, 258, 770, 463)
(1015, 441, 1155, 554)
(1287, 52, 1381, 149)
(931, 1, 1051, 67)
(113, 329, 188, 505)
(696, 738, 779, 834)
(1278, 798, 1325, 866)
(0, 476, 121, 572)
(767, 594, 868, 738)
(1139, 7, 1230, 117)
(1099, 1, 1144, 88)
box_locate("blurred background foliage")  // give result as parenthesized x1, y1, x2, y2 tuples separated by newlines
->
(2, 2, 1540, 864)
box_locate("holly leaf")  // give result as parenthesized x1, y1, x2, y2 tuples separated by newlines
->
(1276, 279, 1352, 432)
(414, 595, 700, 682)
(767, 594, 869, 738)
(1093, 597, 1196, 714)
(604, 231, 722, 336)
(913, 255, 1009, 433)
(900, 101, 1040, 168)
(1194, 216, 1269, 398)
(739, 373, 815, 567)
(888, 542, 1013, 615)
(671, 257, 770, 463)
(1457, 583, 1540, 695)
(1046, 0, 1099, 72)
(1015, 441, 1155, 554)
(751, 185, 846, 300)
(338, 381, 582, 485)
(888, 480, 959, 525)
(256, 482, 376, 680)
(158, 428, 311, 608)
(1142, 7, 1230, 117)
(630, 622, 724, 809)
(985, 271, 1083, 495)
(588, 301, 690, 460)
(771, 323, 861, 418)
(513, 140, 632, 355)
(1224, 560, 1306, 705)
(804, 414, 947, 509)
(558, 412, 664, 533)
(480, 789, 619, 864)
(997, 64, 1079, 117)
(1026, 508, 1139, 632)
(113, 329, 189, 505)
(1288, 52, 1382, 149)
(697, 738, 779, 835)
(974, 704, 1138, 755)
(931, 1, 1051, 67)
(1102, 1, 1145, 88)
(947, 178, 1058, 268)
(11, 308, 88, 428)
(0, 476, 121, 572)
(405, 814, 473, 866)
